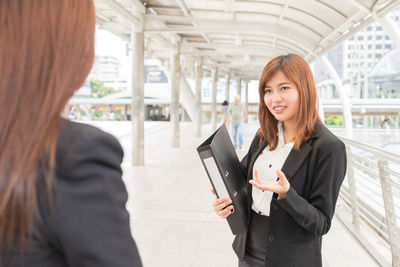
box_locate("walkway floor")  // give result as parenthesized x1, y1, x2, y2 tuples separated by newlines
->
(84, 120, 380, 267)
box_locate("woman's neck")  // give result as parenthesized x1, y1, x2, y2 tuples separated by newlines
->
(282, 122, 297, 144)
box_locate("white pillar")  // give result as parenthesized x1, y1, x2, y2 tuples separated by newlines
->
(317, 91, 325, 122)
(374, 13, 400, 51)
(363, 37, 369, 128)
(211, 69, 218, 132)
(320, 55, 353, 137)
(131, 30, 145, 166)
(225, 73, 230, 102)
(244, 80, 249, 123)
(170, 47, 180, 147)
(195, 57, 203, 137)
(237, 78, 241, 97)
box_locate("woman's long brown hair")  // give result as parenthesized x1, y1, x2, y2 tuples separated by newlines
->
(258, 54, 321, 150)
(0, 0, 95, 249)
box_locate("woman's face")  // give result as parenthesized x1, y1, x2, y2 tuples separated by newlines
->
(263, 70, 299, 127)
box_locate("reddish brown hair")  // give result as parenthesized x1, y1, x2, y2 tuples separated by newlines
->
(0, 0, 95, 249)
(258, 54, 321, 150)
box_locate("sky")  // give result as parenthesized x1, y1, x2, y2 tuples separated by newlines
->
(95, 28, 131, 79)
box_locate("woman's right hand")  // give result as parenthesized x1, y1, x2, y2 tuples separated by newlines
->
(211, 189, 234, 219)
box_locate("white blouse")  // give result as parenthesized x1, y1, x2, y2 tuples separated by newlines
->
(251, 122, 294, 216)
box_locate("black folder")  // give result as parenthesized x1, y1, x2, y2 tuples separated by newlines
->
(197, 125, 248, 235)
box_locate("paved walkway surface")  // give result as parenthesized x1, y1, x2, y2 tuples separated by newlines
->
(83, 120, 380, 267)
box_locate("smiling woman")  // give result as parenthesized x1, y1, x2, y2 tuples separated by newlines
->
(212, 54, 347, 267)
(263, 71, 300, 142)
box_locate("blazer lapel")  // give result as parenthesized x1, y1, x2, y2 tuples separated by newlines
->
(281, 140, 312, 182)
(247, 139, 268, 180)
(280, 122, 323, 181)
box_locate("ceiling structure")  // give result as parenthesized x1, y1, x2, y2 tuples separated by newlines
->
(94, 0, 400, 79)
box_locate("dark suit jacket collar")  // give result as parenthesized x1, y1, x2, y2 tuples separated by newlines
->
(249, 120, 323, 183)
(282, 121, 324, 182)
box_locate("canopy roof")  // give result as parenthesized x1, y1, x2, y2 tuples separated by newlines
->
(94, 0, 400, 79)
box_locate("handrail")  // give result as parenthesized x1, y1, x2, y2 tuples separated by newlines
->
(335, 134, 400, 267)
(337, 134, 400, 163)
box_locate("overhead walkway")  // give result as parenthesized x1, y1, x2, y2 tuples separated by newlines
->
(82, 120, 400, 267)
(91, 0, 400, 164)
(80, 1, 400, 266)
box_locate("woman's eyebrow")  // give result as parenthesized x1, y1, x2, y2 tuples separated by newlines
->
(265, 81, 291, 88)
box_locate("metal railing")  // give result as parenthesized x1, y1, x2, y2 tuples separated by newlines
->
(336, 135, 400, 267)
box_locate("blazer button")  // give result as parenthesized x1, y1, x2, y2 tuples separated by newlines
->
(272, 205, 278, 211)
(268, 235, 274, 242)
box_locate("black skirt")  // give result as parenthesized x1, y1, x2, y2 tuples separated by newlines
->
(238, 210, 270, 267)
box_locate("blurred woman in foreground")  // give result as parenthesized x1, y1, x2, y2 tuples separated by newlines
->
(0, 1, 142, 266)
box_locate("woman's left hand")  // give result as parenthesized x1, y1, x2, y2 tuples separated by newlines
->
(249, 169, 290, 198)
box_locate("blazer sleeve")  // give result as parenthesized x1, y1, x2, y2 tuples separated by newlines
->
(240, 132, 260, 177)
(276, 140, 347, 237)
(49, 129, 142, 267)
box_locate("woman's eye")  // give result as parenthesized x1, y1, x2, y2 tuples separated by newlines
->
(281, 86, 289, 90)
(264, 88, 271, 94)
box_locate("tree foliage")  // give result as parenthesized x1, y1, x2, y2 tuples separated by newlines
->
(324, 115, 343, 126)
(90, 78, 117, 98)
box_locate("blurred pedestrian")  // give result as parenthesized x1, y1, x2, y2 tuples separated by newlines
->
(229, 95, 247, 149)
(222, 100, 229, 129)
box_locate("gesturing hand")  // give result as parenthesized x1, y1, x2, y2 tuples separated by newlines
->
(249, 169, 290, 198)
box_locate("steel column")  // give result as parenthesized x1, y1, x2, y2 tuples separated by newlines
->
(195, 57, 203, 137)
(131, 30, 145, 166)
(211, 68, 218, 132)
(170, 48, 180, 147)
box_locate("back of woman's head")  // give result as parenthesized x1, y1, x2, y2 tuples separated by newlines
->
(0, 0, 95, 249)
(258, 54, 320, 150)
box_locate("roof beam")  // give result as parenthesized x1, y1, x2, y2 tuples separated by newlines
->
(179, 48, 286, 57)
(101, 0, 142, 25)
(146, 6, 179, 50)
(319, 0, 400, 58)
(96, 19, 130, 41)
(347, 0, 370, 13)
(144, 17, 317, 50)
(278, 0, 291, 24)
(181, 40, 304, 55)
(315, 10, 364, 54)
(225, 0, 235, 19)
(175, 0, 212, 44)
(130, 0, 146, 14)
(176, 0, 191, 16)
(272, 35, 277, 50)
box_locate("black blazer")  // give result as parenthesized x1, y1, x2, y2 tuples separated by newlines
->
(232, 122, 346, 267)
(2, 119, 142, 267)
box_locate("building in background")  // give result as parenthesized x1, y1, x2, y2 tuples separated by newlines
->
(91, 55, 128, 92)
(315, 7, 400, 99)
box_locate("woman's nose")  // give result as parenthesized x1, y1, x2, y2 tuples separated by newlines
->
(271, 91, 282, 102)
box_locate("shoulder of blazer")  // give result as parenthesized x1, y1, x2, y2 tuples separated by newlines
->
(55, 119, 123, 176)
(309, 122, 346, 152)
